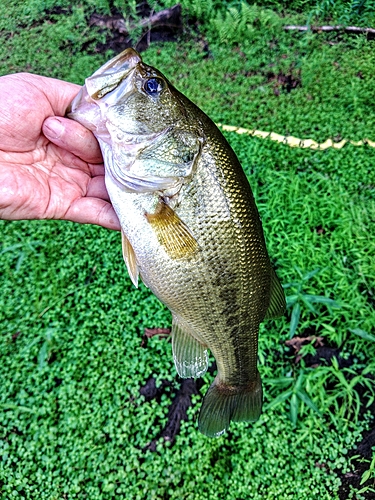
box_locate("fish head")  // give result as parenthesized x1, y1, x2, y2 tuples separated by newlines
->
(67, 48, 141, 139)
(68, 48, 203, 194)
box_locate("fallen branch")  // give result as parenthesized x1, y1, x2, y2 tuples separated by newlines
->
(90, 4, 182, 36)
(284, 25, 375, 36)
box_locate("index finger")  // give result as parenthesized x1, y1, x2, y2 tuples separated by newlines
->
(43, 116, 103, 164)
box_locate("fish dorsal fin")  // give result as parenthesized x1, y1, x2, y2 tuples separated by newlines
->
(172, 316, 208, 378)
(264, 267, 286, 319)
(146, 199, 198, 259)
(121, 230, 139, 288)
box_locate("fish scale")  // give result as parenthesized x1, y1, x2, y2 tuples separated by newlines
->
(68, 47, 285, 437)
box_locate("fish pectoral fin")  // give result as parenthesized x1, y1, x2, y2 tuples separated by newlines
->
(199, 373, 262, 438)
(121, 230, 139, 288)
(146, 199, 199, 259)
(264, 267, 286, 320)
(172, 317, 208, 378)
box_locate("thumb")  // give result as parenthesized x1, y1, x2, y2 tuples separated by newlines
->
(43, 116, 103, 164)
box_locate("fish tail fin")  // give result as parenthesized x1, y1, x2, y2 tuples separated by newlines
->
(198, 373, 262, 437)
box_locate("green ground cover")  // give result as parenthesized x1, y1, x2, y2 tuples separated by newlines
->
(1, 1, 375, 498)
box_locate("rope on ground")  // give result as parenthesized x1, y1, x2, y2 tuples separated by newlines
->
(217, 124, 375, 150)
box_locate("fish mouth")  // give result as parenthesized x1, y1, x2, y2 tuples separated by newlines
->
(91, 48, 142, 76)
(67, 48, 142, 132)
(86, 48, 142, 100)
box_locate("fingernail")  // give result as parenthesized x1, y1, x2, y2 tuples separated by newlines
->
(43, 117, 64, 140)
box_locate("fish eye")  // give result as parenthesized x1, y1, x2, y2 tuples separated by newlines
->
(144, 78, 164, 95)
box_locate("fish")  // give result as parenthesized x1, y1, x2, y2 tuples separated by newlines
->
(68, 48, 285, 437)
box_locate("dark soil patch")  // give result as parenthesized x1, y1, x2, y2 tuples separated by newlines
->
(139, 375, 173, 403)
(335, 374, 375, 498)
(139, 366, 219, 451)
(337, 424, 375, 499)
(89, 3, 183, 54)
(142, 377, 200, 451)
(303, 345, 353, 368)
(266, 331, 375, 497)
(285, 334, 353, 368)
(140, 327, 217, 450)
(357, 428, 375, 460)
(267, 70, 301, 95)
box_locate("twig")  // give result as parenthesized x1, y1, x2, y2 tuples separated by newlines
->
(284, 25, 375, 36)
(144, 328, 171, 338)
(285, 336, 324, 354)
(141, 328, 171, 348)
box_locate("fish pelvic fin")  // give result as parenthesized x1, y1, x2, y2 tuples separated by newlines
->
(198, 373, 262, 438)
(121, 230, 139, 288)
(172, 316, 208, 378)
(264, 267, 286, 320)
(146, 199, 199, 259)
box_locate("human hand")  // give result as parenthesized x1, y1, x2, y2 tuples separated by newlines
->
(0, 72, 120, 230)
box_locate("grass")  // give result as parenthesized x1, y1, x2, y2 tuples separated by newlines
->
(1, 1, 375, 498)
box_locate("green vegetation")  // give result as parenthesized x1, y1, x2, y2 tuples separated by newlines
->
(1, 1, 375, 498)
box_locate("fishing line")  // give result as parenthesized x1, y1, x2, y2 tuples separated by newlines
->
(217, 124, 375, 150)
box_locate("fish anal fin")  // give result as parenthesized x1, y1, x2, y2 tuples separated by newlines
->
(172, 317, 208, 378)
(264, 268, 286, 320)
(146, 199, 198, 259)
(121, 230, 139, 288)
(198, 372, 262, 438)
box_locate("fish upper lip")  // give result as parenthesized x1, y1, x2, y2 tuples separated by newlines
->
(91, 48, 141, 77)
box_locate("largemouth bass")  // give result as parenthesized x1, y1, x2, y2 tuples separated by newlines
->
(68, 48, 285, 437)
